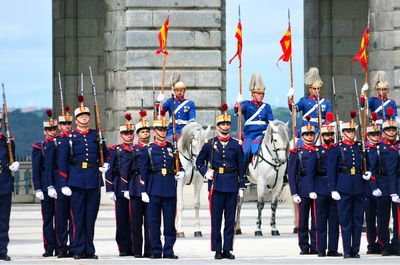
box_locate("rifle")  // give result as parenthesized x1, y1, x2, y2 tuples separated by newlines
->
(331, 77, 341, 142)
(89, 66, 105, 166)
(1, 84, 14, 164)
(315, 90, 323, 143)
(354, 78, 367, 173)
(58, 72, 65, 116)
(171, 94, 180, 173)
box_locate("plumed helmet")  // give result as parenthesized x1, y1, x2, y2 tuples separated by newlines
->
(304, 67, 323, 89)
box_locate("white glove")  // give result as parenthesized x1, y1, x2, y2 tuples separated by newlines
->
(204, 170, 213, 180)
(175, 171, 185, 181)
(361, 83, 369, 93)
(292, 194, 301, 204)
(238, 188, 244, 198)
(236, 94, 243, 104)
(141, 192, 150, 203)
(391, 194, 400, 203)
(9, 161, 20, 172)
(331, 191, 341, 201)
(363, 171, 371, 180)
(61, 186, 72, 197)
(372, 188, 382, 197)
(309, 192, 317, 199)
(107, 191, 116, 201)
(47, 186, 57, 199)
(123, 190, 130, 200)
(287, 87, 294, 98)
(156, 93, 165, 102)
(99, 163, 110, 173)
(35, 190, 44, 201)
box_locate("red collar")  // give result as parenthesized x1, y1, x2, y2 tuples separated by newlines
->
(75, 127, 90, 135)
(175, 97, 185, 102)
(383, 139, 396, 146)
(154, 140, 167, 147)
(302, 144, 315, 151)
(45, 136, 55, 142)
(310, 95, 318, 101)
(377, 95, 388, 101)
(122, 143, 133, 151)
(322, 143, 332, 150)
(251, 100, 263, 107)
(137, 141, 148, 147)
(218, 134, 230, 142)
(343, 139, 355, 146)
(0, 133, 3, 138)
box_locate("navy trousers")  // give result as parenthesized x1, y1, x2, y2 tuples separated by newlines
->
(55, 193, 72, 253)
(130, 196, 151, 256)
(70, 187, 100, 256)
(365, 196, 378, 249)
(114, 195, 132, 254)
(391, 203, 399, 251)
(210, 191, 237, 252)
(296, 197, 317, 252)
(315, 194, 339, 252)
(376, 196, 392, 250)
(0, 194, 11, 257)
(338, 193, 364, 255)
(41, 192, 57, 253)
(148, 196, 176, 256)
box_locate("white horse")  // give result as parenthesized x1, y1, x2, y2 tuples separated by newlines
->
(235, 120, 289, 236)
(176, 122, 210, 237)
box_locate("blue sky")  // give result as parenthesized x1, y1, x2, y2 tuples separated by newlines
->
(0, 0, 303, 108)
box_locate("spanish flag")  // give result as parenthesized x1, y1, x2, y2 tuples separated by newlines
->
(352, 27, 369, 72)
(156, 18, 169, 55)
(277, 25, 292, 67)
(228, 21, 243, 67)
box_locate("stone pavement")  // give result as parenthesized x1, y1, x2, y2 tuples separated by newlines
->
(6, 202, 400, 264)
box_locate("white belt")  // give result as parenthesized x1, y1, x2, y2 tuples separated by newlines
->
(302, 117, 319, 123)
(244, 120, 267, 126)
(175, 119, 189, 125)
(375, 119, 383, 125)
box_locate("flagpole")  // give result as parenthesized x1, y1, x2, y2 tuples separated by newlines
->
(159, 16, 169, 112)
(362, 9, 370, 140)
(237, 5, 243, 140)
(288, 9, 296, 148)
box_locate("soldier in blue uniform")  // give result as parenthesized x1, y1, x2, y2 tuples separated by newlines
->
(360, 71, 398, 124)
(327, 111, 369, 258)
(234, 73, 273, 166)
(139, 110, 184, 259)
(156, 72, 196, 140)
(392, 147, 400, 255)
(32, 110, 58, 257)
(121, 110, 151, 258)
(306, 113, 342, 257)
(288, 116, 317, 255)
(287, 67, 333, 142)
(364, 115, 382, 254)
(105, 113, 134, 256)
(0, 113, 19, 262)
(196, 104, 246, 260)
(368, 109, 398, 256)
(58, 96, 109, 259)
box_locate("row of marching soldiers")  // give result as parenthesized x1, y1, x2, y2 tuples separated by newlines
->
(287, 68, 400, 258)
(30, 74, 246, 260)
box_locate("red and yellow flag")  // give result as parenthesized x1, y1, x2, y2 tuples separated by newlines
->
(228, 21, 243, 67)
(277, 25, 292, 67)
(352, 27, 369, 72)
(156, 18, 169, 55)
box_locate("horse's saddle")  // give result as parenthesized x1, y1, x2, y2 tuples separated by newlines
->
(251, 135, 263, 155)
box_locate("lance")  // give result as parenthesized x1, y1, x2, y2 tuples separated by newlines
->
(287, 9, 296, 148)
(58, 72, 65, 116)
(315, 89, 323, 143)
(159, 16, 169, 111)
(141, 81, 144, 110)
(171, 94, 180, 173)
(152, 75, 157, 119)
(332, 77, 341, 142)
(362, 9, 370, 136)
(2, 84, 14, 164)
(354, 78, 367, 173)
(237, 5, 243, 140)
(354, 78, 365, 141)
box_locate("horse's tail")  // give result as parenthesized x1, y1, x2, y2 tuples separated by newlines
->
(278, 183, 292, 205)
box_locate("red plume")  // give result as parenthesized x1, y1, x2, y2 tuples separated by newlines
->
(326, 112, 334, 122)
(350, 110, 357, 119)
(46, 109, 53, 118)
(124, 112, 132, 121)
(220, 103, 228, 112)
(139, 110, 147, 117)
(306, 115, 311, 122)
(371, 112, 378, 121)
(78, 95, 84, 103)
(387, 106, 394, 117)
(64, 105, 70, 112)
(160, 109, 167, 117)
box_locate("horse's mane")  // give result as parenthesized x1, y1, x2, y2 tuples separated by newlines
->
(264, 120, 289, 144)
(178, 122, 203, 155)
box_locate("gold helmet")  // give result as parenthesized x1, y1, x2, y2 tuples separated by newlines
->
(374, 71, 390, 90)
(43, 109, 57, 128)
(58, 105, 73, 123)
(304, 67, 323, 89)
(153, 109, 169, 128)
(216, 104, 231, 125)
(119, 112, 135, 133)
(248, 73, 265, 93)
(135, 110, 150, 133)
(74, 95, 90, 117)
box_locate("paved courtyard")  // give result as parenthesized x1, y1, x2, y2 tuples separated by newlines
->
(7, 202, 400, 264)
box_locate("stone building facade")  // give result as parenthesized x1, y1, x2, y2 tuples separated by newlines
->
(53, 0, 225, 144)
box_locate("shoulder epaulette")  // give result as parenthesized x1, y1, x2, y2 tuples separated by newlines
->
(33, 141, 42, 150)
(231, 137, 243, 145)
(289, 149, 297, 154)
